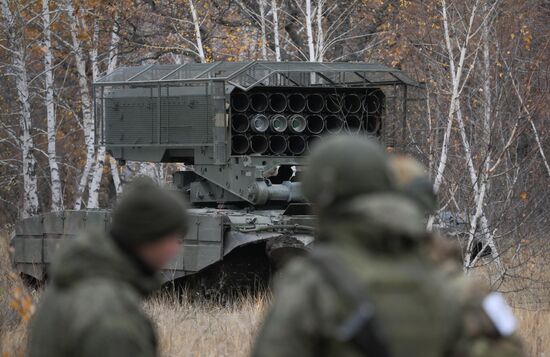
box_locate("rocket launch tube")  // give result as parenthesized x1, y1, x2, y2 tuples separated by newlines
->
(250, 114, 270, 133)
(269, 135, 288, 155)
(288, 135, 307, 155)
(307, 135, 321, 151)
(250, 93, 269, 112)
(269, 93, 287, 113)
(306, 93, 324, 113)
(250, 135, 269, 154)
(231, 92, 249, 112)
(343, 94, 361, 113)
(288, 93, 307, 113)
(288, 114, 307, 134)
(325, 114, 344, 133)
(306, 114, 325, 134)
(270, 114, 288, 133)
(325, 94, 341, 113)
(232, 134, 250, 154)
(345, 115, 362, 133)
(231, 113, 249, 133)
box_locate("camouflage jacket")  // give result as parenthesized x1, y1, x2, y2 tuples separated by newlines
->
(27, 230, 161, 357)
(252, 193, 524, 357)
(425, 233, 525, 357)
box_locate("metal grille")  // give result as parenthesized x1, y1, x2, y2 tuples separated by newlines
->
(95, 61, 420, 90)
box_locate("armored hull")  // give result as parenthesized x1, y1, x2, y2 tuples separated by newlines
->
(11, 207, 314, 290)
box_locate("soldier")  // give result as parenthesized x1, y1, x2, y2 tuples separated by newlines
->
(389, 155, 525, 356)
(389, 155, 461, 273)
(252, 135, 524, 357)
(27, 177, 188, 357)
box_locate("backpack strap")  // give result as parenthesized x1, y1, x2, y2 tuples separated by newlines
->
(308, 248, 391, 357)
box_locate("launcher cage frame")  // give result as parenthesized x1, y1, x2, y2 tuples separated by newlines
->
(93, 61, 424, 205)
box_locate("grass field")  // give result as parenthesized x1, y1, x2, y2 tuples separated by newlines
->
(146, 293, 265, 357)
(1, 234, 549, 356)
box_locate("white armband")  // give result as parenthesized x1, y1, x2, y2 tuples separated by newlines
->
(482, 292, 517, 336)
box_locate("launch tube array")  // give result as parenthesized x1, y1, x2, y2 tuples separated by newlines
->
(230, 89, 385, 156)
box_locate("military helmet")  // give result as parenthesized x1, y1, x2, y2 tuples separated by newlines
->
(389, 155, 437, 213)
(302, 135, 394, 209)
(110, 176, 189, 246)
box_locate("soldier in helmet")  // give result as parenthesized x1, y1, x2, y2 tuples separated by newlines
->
(252, 135, 524, 357)
(27, 177, 188, 357)
(389, 155, 461, 273)
(389, 155, 525, 356)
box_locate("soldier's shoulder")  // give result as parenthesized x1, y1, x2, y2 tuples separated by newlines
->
(273, 251, 346, 308)
(447, 275, 491, 305)
(72, 277, 142, 311)
(55, 279, 144, 335)
(68, 279, 151, 336)
(274, 255, 323, 287)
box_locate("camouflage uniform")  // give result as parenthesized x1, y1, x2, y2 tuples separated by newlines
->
(389, 155, 525, 356)
(27, 178, 188, 357)
(252, 136, 524, 357)
(389, 154, 461, 274)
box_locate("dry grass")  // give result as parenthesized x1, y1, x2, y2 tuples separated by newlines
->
(145, 292, 266, 357)
(515, 308, 550, 356)
(1, 233, 30, 357)
(1, 231, 549, 357)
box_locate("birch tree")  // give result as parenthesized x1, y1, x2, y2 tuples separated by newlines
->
(107, 20, 123, 194)
(271, 0, 281, 61)
(42, 0, 63, 211)
(65, 0, 95, 210)
(462, 1, 501, 272)
(1, 0, 40, 218)
(430, 0, 478, 196)
(87, 17, 124, 207)
(258, 0, 268, 59)
(304, 0, 315, 61)
(287, 0, 390, 62)
(189, 0, 206, 63)
(426, 0, 479, 230)
(86, 19, 103, 209)
(315, 0, 324, 62)
(405, 0, 546, 276)
(429, 0, 506, 273)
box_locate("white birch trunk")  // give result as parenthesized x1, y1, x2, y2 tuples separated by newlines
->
(107, 20, 119, 73)
(17, 69, 39, 218)
(189, 0, 206, 63)
(458, 106, 501, 271)
(106, 21, 123, 194)
(87, 146, 105, 208)
(436, 1, 502, 272)
(42, 0, 62, 211)
(259, 0, 268, 59)
(429, 0, 479, 230)
(316, 0, 324, 62)
(463, 5, 503, 272)
(66, 0, 95, 209)
(305, 0, 316, 62)
(1, 1, 40, 218)
(271, 0, 281, 61)
(109, 155, 123, 194)
(87, 20, 103, 209)
(430, 1, 476, 194)
(426, 80, 434, 178)
(431, 0, 457, 195)
(90, 20, 99, 80)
